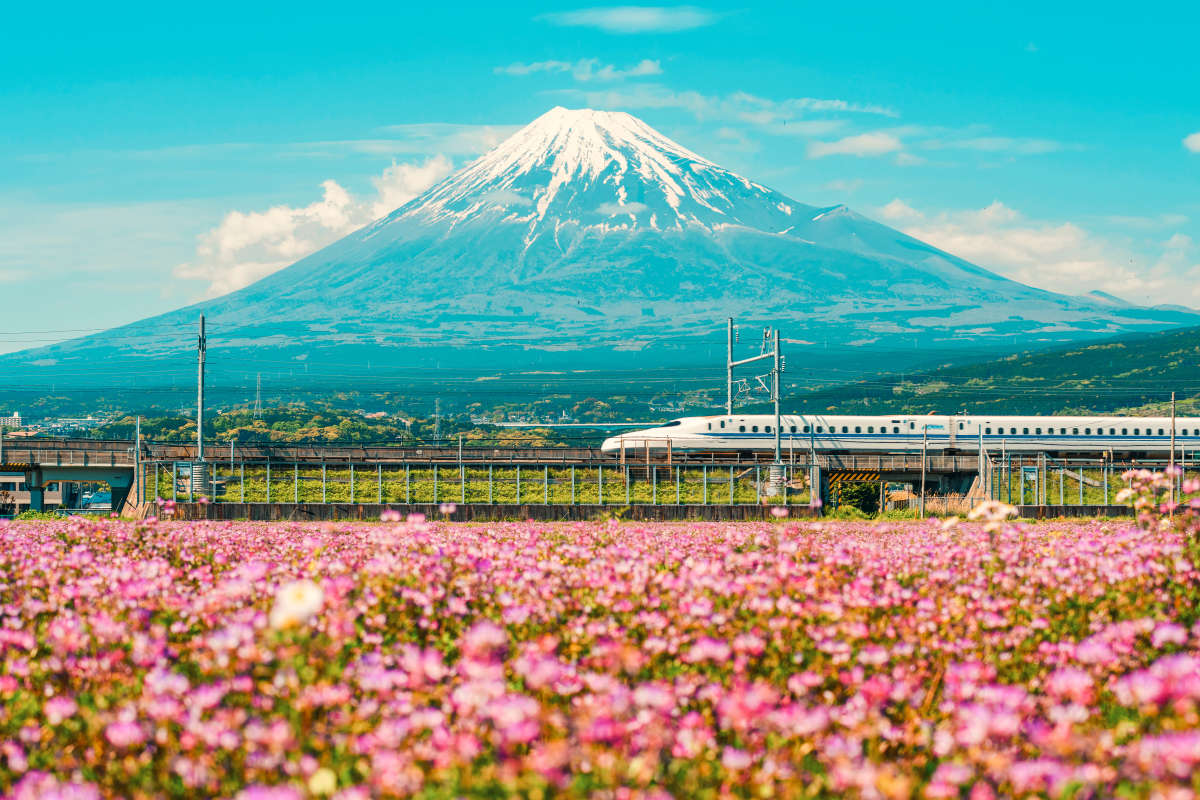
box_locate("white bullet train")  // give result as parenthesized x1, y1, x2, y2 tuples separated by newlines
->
(600, 414, 1200, 455)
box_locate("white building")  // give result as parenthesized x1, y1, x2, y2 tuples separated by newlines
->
(0, 411, 20, 429)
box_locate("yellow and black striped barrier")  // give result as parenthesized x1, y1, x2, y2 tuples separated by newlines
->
(827, 470, 880, 483)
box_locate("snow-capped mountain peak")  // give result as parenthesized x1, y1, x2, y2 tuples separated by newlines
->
(377, 106, 806, 236)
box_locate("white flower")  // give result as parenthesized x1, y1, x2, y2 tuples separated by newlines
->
(1114, 488, 1136, 503)
(967, 500, 1017, 522)
(268, 579, 325, 630)
(308, 767, 337, 795)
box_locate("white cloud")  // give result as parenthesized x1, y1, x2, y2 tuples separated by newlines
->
(890, 200, 1200, 307)
(1184, 132, 1200, 153)
(370, 155, 453, 219)
(808, 132, 903, 158)
(495, 58, 662, 81)
(922, 136, 1066, 155)
(878, 198, 922, 221)
(174, 156, 453, 297)
(538, 6, 719, 33)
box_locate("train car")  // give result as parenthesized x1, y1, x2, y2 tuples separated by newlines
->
(600, 414, 1200, 456)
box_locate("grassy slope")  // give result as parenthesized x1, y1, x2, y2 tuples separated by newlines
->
(793, 324, 1200, 416)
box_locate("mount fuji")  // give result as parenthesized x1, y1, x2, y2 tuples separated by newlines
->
(3, 107, 1195, 394)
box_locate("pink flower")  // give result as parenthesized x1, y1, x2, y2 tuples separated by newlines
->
(380, 509, 402, 522)
(43, 696, 78, 726)
(770, 506, 788, 518)
(721, 747, 753, 771)
(104, 720, 146, 748)
(461, 620, 507, 660)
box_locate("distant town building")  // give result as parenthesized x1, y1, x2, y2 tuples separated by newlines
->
(0, 411, 21, 429)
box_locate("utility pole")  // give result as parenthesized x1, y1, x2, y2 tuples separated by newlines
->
(1170, 392, 1177, 508)
(434, 398, 441, 445)
(253, 373, 262, 420)
(134, 416, 141, 506)
(919, 424, 927, 518)
(726, 318, 734, 415)
(197, 315, 206, 464)
(772, 328, 782, 466)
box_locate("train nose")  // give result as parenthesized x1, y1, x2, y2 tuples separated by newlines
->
(600, 435, 622, 454)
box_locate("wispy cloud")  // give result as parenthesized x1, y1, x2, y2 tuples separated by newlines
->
(537, 5, 720, 34)
(808, 132, 903, 158)
(1185, 132, 1200, 153)
(563, 83, 896, 129)
(922, 136, 1067, 155)
(495, 58, 662, 81)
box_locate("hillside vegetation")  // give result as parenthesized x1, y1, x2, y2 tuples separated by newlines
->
(793, 324, 1200, 416)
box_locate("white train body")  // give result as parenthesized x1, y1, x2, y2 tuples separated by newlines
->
(600, 414, 1200, 455)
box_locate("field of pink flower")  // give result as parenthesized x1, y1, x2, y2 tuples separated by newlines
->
(2, 504, 1199, 798)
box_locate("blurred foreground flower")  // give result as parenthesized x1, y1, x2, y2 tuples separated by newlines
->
(268, 579, 324, 630)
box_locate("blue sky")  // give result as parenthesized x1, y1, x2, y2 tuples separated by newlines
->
(2, 1, 1198, 353)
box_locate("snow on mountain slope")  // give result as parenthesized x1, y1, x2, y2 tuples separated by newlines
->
(3, 106, 1196, 373)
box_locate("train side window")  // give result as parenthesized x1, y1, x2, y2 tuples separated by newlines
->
(802, 425, 810, 433)
(893, 426, 899, 434)
(855, 426, 862, 433)
(790, 425, 797, 433)
(985, 427, 991, 434)
(1158, 428, 1164, 436)
(739, 425, 746, 432)
(719, 421, 725, 429)
(1073, 428, 1079, 435)
(1122, 428, 1128, 435)
(958, 422, 963, 430)
(842, 426, 849, 433)
(816, 426, 823, 433)
(1134, 428, 1140, 435)
(1035, 427, 1042, 434)
(1085, 428, 1091, 435)
(1110, 428, 1115, 435)
(910, 422, 915, 430)
(1023, 428, 1029, 435)
(867, 426, 874, 433)
(707, 423, 711, 430)
(752, 425, 759, 432)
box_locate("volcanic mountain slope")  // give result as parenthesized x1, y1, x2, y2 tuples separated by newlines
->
(4, 106, 1196, 381)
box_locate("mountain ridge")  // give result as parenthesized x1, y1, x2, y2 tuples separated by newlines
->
(2, 106, 1196, 395)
